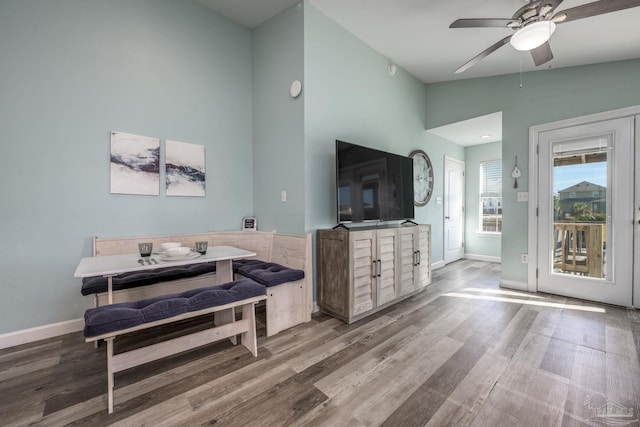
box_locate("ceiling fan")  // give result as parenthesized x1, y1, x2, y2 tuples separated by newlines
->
(450, 0, 640, 73)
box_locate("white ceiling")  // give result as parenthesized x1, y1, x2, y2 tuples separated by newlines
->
(196, 0, 640, 144)
(196, 0, 301, 29)
(428, 112, 503, 147)
(198, 0, 640, 84)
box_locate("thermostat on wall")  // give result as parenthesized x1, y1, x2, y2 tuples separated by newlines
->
(242, 217, 257, 231)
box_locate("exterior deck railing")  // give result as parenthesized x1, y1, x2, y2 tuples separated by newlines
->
(553, 222, 605, 278)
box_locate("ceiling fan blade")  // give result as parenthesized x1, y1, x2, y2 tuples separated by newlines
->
(552, 0, 640, 23)
(454, 35, 512, 73)
(540, 0, 565, 17)
(450, 18, 515, 28)
(531, 41, 554, 66)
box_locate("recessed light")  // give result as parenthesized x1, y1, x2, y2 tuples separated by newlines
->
(481, 134, 492, 139)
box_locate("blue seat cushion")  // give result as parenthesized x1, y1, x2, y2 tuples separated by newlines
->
(232, 258, 267, 273)
(81, 262, 217, 296)
(83, 278, 265, 338)
(236, 262, 304, 287)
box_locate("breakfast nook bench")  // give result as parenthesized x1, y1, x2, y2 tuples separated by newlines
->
(84, 278, 266, 414)
(81, 231, 312, 336)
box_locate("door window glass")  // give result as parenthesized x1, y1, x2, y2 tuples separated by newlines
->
(552, 137, 609, 279)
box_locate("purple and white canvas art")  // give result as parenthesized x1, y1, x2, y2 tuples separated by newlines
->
(165, 140, 205, 197)
(110, 131, 160, 195)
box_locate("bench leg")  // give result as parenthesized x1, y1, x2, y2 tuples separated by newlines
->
(93, 295, 99, 349)
(241, 302, 258, 357)
(215, 307, 237, 345)
(106, 337, 115, 414)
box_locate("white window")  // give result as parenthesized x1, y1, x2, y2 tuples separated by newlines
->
(480, 159, 502, 233)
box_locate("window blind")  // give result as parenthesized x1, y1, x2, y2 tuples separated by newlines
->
(480, 160, 502, 198)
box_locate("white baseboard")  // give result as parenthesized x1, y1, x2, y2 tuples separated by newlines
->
(313, 302, 320, 313)
(499, 279, 530, 292)
(465, 253, 501, 263)
(0, 318, 84, 350)
(432, 260, 446, 270)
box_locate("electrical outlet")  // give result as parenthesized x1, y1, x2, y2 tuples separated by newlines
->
(521, 254, 528, 263)
(281, 190, 287, 203)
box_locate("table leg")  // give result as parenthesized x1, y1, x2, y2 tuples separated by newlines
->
(214, 260, 233, 285)
(214, 260, 236, 344)
(107, 275, 113, 304)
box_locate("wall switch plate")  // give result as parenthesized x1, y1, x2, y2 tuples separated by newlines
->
(517, 192, 529, 202)
(281, 190, 287, 203)
(436, 196, 442, 205)
(521, 254, 528, 263)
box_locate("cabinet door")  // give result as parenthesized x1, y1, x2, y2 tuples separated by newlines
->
(376, 228, 399, 305)
(349, 230, 377, 316)
(416, 225, 431, 289)
(398, 227, 418, 296)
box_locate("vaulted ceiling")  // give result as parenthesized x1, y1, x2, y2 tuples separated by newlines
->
(197, 0, 640, 84)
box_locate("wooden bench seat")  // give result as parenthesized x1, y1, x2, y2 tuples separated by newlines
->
(84, 278, 266, 414)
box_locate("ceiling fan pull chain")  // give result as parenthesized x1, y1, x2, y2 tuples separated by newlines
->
(519, 58, 524, 88)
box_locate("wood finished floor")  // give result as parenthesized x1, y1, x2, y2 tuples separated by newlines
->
(2, 260, 640, 427)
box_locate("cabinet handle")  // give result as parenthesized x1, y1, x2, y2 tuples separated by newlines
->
(378, 259, 382, 277)
(413, 251, 418, 267)
(417, 250, 421, 265)
(372, 260, 377, 278)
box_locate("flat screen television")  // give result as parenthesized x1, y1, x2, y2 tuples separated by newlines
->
(336, 140, 414, 224)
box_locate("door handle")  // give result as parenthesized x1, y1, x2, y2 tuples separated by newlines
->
(445, 216, 450, 220)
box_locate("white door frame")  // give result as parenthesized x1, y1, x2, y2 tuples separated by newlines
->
(528, 105, 640, 305)
(635, 115, 640, 308)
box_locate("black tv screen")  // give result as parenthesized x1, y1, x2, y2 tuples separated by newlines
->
(336, 140, 414, 223)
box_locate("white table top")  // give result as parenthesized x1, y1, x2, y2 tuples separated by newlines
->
(74, 245, 256, 278)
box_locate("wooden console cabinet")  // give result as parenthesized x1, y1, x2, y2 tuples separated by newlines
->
(316, 224, 431, 324)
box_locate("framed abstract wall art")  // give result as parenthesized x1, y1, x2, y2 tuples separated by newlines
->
(165, 140, 205, 197)
(110, 131, 160, 195)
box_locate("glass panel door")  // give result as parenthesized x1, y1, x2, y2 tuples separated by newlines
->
(537, 117, 633, 306)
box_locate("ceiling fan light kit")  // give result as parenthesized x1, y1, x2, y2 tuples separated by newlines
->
(510, 21, 556, 51)
(450, 0, 640, 73)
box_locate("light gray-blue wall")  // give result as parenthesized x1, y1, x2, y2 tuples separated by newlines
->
(0, 0, 254, 334)
(464, 141, 502, 259)
(303, 3, 453, 234)
(252, 3, 305, 234)
(302, 4, 463, 292)
(426, 59, 640, 284)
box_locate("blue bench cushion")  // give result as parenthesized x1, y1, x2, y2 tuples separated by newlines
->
(81, 262, 217, 296)
(236, 262, 304, 287)
(83, 278, 265, 338)
(232, 258, 268, 273)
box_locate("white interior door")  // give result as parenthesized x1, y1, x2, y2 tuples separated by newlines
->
(444, 156, 465, 264)
(537, 116, 634, 306)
